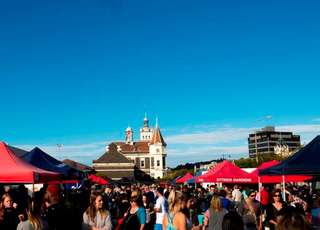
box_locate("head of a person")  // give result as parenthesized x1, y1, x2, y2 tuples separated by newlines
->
(210, 195, 222, 212)
(219, 189, 227, 198)
(247, 190, 256, 200)
(43, 184, 61, 206)
(88, 191, 104, 210)
(86, 192, 107, 221)
(1, 193, 13, 209)
(4, 186, 10, 193)
(25, 197, 44, 229)
(226, 191, 232, 198)
(151, 184, 157, 191)
(142, 193, 149, 204)
(277, 206, 311, 230)
(222, 211, 244, 230)
(156, 187, 164, 197)
(130, 195, 142, 208)
(131, 190, 140, 198)
(186, 196, 196, 209)
(104, 187, 112, 194)
(272, 190, 283, 203)
(144, 185, 150, 192)
(168, 190, 187, 212)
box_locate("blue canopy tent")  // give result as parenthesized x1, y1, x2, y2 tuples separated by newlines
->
(260, 135, 320, 176)
(20, 147, 82, 179)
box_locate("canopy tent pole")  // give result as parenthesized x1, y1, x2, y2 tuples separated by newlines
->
(282, 174, 286, 202)
(32, 183, 35, 197)
(194, 165, 197, 189)
(258, 176, 261, 202)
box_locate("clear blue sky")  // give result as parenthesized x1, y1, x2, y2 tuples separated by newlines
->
(1, 0, 320, 166)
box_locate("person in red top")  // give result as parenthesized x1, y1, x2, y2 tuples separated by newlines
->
(260, 186, 270, 211)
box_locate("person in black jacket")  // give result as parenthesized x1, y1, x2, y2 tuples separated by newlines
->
(42, 184, 69, 230)
(0, 193, 19, 230)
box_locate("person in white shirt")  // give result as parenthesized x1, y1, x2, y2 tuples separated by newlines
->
(232, 185, 243, 203)
(154, 187, 168, 230)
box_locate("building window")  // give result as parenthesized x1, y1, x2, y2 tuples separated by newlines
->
(151, 157, 154, 168)
(156, 148, 160, 153)
(141, 160, 145, 168)
(157, 160, 160, 167)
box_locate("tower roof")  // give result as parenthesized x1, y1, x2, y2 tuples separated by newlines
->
(150, 127, 167, 146)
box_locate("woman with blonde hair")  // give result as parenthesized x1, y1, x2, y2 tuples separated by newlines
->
(17, 197, 49, 230)
(162, 190, 187, 230)
(82, 191, 112, 230)
(203, 195, 227, 230)
(0, 193, 19, 230)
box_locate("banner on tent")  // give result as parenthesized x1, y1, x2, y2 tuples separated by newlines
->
(216, 178, 253, 183)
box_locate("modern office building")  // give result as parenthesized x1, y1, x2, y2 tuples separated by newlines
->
(248, 126, 301, 158)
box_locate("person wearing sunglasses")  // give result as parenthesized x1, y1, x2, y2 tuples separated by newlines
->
(264, 190, 287, 230)
(237, 190, 261, 230)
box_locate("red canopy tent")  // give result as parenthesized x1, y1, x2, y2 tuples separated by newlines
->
(47, 180, 79, 184)
(88, 174, 108, 185)
(0, 142, 60, 183)
(197, 160, 256, 183)
(251, 160, 311, 183)
(176, 172, 193, 184)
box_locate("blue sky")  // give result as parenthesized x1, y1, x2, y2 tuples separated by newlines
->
(1, 0, 320, 166)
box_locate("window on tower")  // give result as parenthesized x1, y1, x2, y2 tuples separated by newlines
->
(157, 160, 160, 167)
(141, 160, 145, 168)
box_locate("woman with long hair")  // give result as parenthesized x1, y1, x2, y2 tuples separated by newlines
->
(203, 195, 228, 230)
(277, 206, 311, 230)
(264, 190, 287, 230)
(183, 196, 199, 229)
(162, 190, 187, 230)
(237, 190, 261, 230)
(0, 193, 19, 230)
(17, 197, 49, 230)
(82, 191, 112, 230)
(142, 193, 155, 230)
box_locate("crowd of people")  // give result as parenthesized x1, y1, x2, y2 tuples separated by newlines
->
(0, 182, 319, 230)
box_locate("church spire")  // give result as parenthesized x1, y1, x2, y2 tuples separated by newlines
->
(150, 125, 167, 146)
(144, 112, 149, 128)
(125, 126, 133, 144)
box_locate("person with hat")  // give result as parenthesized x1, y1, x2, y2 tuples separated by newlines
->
(42, 184, 68, 230)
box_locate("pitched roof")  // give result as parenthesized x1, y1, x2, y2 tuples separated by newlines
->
(150, 128, 167, 146)
(8, 145, 28, 157)
(113, 141, 150, 153)
(93, 143, 132, 163)
(62, 159, 93, 172)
